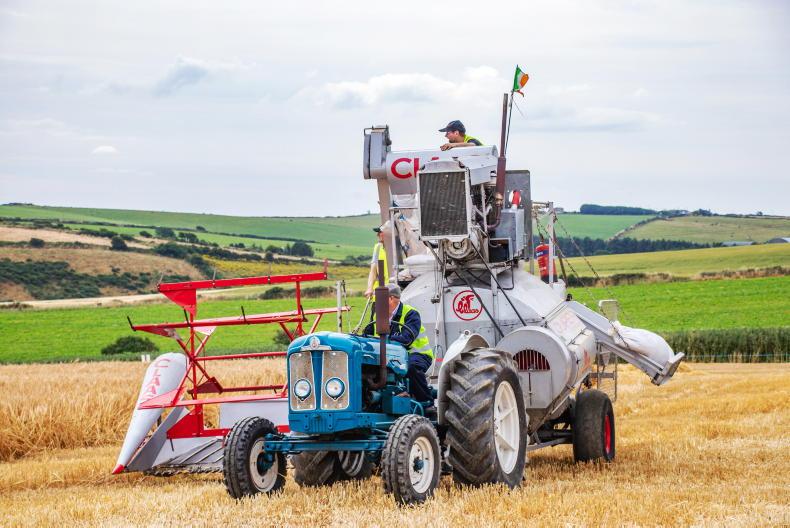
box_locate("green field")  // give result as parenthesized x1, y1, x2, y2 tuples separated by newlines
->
(564, 243, 790, 277)
(0, 205, 380, 248)
(537, 214, 653, 239)
(58, 223, 370, 260)
(2, 276, 787, 363)
(570, 276, 789, 333)
(628, 215, 790, 243)
(2, 205, 656, 247)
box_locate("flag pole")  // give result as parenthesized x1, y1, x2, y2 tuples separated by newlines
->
(505, 91, 514, 156)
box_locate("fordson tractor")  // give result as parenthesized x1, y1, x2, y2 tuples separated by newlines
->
(220, 112, 684, 504)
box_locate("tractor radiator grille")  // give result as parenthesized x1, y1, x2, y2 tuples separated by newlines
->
(419, 170, 468, 238)
(321, 350, 350, 410)
(289, 352, 316, 411)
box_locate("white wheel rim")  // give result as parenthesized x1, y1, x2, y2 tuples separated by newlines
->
(408, 436, 435, 494)
(494, 380, 520, 473)
(249, 438, 278, 491)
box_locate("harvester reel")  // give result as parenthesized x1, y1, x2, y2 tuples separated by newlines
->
(572, 389, 615, 462)
(445, 348, 527, 488)
(223, 417, 286, 498)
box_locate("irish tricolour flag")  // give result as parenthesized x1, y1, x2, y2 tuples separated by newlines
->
(512, 66, 529, 95)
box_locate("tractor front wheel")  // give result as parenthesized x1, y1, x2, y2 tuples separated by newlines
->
(572, 389, 615, 462)
(223, 417, 286, 498)
(381, 414, 441, 504)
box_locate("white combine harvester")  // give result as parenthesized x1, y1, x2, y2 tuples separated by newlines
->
(115, 97, 683, 500)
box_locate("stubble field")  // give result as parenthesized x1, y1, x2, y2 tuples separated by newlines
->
(1, 360, 788, 527)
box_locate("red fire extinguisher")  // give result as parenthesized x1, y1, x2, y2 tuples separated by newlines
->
(535, 243, 551, 283)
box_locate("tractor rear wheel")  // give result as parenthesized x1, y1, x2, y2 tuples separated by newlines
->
(381, 414, 441, 504)
(223, 417, 286, 498)
(337, 451, 374, 481)
(572, 389, 615, 462)
(445, 348, 527, 488)
(293, 451, 340, 487)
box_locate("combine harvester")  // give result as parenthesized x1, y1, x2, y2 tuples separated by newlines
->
(114, 95, 683, 503)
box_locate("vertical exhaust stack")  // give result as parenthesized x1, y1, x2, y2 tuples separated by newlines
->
(370, 260, 390, 389)
(489, 93, 510, 230)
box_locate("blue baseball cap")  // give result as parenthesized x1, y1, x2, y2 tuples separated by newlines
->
(439, 120, 465, 134)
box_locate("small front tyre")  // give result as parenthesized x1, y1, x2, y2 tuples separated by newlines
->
(381, 414, 441, 505)
(223, 417, 286, 498)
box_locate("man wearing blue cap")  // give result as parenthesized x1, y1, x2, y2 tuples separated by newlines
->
(439, 120, 483, 151)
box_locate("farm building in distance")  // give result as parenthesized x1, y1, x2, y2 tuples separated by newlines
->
(766, 237, 790, 244)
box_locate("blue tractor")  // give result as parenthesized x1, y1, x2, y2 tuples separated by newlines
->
(223, 284, 442, 504)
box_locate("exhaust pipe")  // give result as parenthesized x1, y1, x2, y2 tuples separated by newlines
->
(370, 260, 390, 389)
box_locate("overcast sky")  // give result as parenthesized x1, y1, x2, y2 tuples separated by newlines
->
(1, 0, 788, 216)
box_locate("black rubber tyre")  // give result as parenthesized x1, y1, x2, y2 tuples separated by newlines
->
(292, 451, 340, 487)
(445, 348, 527, 488)
(223, 417, 286, 498)
(381, 414, 441, 505)
(572, 389, 615, 462)
(337, 451, 374, 481)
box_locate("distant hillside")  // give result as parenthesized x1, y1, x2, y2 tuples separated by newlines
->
(0, 204, 380, 248)
(627, 215, 790, 243)
(2, 204, 657, 247)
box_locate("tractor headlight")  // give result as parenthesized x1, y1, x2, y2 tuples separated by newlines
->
(325, 377, 345, 399)
(293, 378, 312, 400)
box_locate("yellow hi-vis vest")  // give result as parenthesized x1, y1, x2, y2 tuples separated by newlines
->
(463, 134, 482, 145)
(374, 304, 434, 360)
(372, 242, 389, 287)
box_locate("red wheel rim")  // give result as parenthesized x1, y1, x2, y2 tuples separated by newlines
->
(604, 414, 612, 454)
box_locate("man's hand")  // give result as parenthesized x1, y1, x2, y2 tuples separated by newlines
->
(440, 143, 455, 151)
(364, 288, 373, 298)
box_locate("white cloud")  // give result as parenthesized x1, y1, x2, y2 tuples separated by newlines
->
(92, 145, 118, 155)
(547, 83, 593, 96)
(298, 66, 506, 109)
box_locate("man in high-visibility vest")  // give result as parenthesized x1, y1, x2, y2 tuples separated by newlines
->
(364, 283, 434, 404)
(439, 120, 483, 151)
(364, 222, 390, 298)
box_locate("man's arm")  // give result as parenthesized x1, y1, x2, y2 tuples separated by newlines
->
(440, 142, 479, 151)
(390, 310, 421, 348)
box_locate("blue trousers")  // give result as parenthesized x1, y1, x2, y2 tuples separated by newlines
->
(408, 352, 433, 403)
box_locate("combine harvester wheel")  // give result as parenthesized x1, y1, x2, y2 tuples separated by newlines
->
(223, 417, 286, 498)
(572, 389, 616, 462)
(381, 415, 441, 504)
(445, 349, 528, 487)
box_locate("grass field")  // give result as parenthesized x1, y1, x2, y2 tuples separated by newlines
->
(569, 276, 790, 333)
(56, 223, 370, 260)
(0, 204, 380, 247)
(628, 215, 790, 243)
(539, 213, 653, 239)
(1, 276, 787, 363)
(564, 243, 790, 278)
(1, 205, 658, 247)
(0, 362, 787, 526)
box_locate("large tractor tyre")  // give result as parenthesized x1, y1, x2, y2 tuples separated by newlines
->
(445, 348, 528, 488)
(572, 389, 615, 462)
(337, 451, 374, 481)
(381, 414, 441, 505)
(223, 417, 286, 498)
(292, 451, 341, 487)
